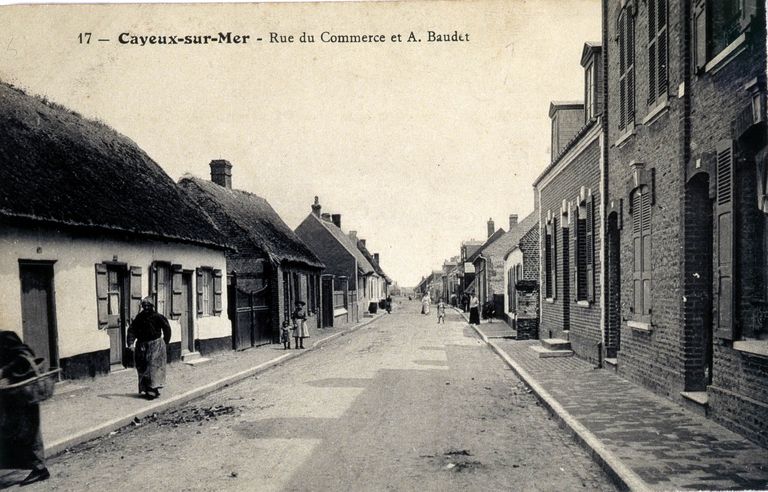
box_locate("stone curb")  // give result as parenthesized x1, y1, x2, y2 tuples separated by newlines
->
(466, 320, 650, 492)
(46, 314, 384, 458)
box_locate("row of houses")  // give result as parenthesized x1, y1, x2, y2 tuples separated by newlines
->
(422, 0, 768, 448)
(0, 81, 391, 379)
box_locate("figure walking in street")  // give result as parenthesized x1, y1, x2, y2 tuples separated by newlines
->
(281, 320, 292, 350)
(421, 292, 431, 315)
(437, 298, 446, 324)
(127, 297, 171, 400)
(0, 330, 50, 486)
(385, 295, 393, 314)
(291, 300, 309, 349)
(468, 294, 480, 325)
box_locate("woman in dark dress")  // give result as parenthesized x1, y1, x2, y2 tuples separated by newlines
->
(127, 297, 171, 399)
(0, 330, 50, 486)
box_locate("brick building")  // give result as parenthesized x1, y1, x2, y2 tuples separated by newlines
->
(295, 199, 376, 326)
(469, 219, 506, 315)
(603, 0, 767, 445)
(500, 211, 540, 339)
(533, 43, 605, 364)
(179, 163, 325, 349)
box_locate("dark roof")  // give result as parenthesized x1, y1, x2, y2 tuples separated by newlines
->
(468, 228, 506, 263)
(178, 176, 324, 269)
(356, 239, 389, 280)
(532, 117, 600, 187)
(308, 214, 376, 274)
(480, 210, 539, 261)
(0, 82, 229, 249)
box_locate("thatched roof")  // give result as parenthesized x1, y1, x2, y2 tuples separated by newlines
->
(309, 214, 375, 275)
(178, 176, 324, 270)
(0, 82, 229, 249)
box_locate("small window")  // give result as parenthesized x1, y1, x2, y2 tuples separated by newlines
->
(694, 0, 753, 70)
(152, 262, 172, 318)
(585, 62, 596, 120)
(196, 267, 222, 317)
(201, 269, 213, 316)
(618, 8, 636, 130)
(647, 0, 668, 106)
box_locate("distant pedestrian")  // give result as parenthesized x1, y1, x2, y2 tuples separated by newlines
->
(0, 330, 50, 486)
(421, 292, 431, 315)
(385, 295, 393, 314)
(281, 320, 292, 350)
(437, 298, 446, 324)
(291, 301, 309, 349)
(127, 297, 171, 400)
(461, 294, 469, 312)
(469, 294, 480, 325)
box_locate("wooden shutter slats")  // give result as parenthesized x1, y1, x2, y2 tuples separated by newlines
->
(196, 269, 204, 315)
(171, 264, 183, 318)
(95, 263, 109, 329)
(213, 269, 223, 314)
(130, 266, 143, 322)
(715, 140, 735, 339)
(586, 196, 595, 302)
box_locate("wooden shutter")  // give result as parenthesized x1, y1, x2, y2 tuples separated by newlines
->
(572, 208, 580, 302)
(715, 140, 735, 339)
(196, 269, 204, 315)
(641, 192, 652, 316)
(129, 266, 143, 322)
(657, 0, 668, 97)
(627, 14, 635, 124)
(95, 263, 109, 329)
(619, 12, 627, 129)
(213, 269, 223, 314)
(694, 0, 707, 72)
(648, 0, 657, 103)
(171, 264, 183, 318)
(586, 196, 595, 302)
(632, 191, 643, 315)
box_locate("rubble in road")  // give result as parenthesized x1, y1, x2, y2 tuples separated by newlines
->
(152, 404, 238, 427)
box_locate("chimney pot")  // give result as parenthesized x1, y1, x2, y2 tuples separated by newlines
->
(373, 253, 380, 264)
(210, 160, 233, 189)
(349, 230, 358, 241)
(509, 214, 518, 229)
(487, 218, 495, 238)
(321, 213, 331, 221)
(331, 214, 341, 228)
(311, 196, 322, 217)
(360, 239, 366, 247)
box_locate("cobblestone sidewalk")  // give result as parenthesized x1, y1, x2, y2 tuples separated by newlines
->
(488, 336, 768, 491)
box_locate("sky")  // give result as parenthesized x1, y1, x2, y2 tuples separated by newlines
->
(0, 0, 601, 286)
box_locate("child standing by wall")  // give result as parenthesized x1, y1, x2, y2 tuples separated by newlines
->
(291, 300, 309, 349)
(281, 320, 291, 350)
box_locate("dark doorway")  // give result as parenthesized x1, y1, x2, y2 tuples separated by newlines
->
(19, 261, 58, 371)
(322, 275, 334, 328)
(606, 212, 621, 358)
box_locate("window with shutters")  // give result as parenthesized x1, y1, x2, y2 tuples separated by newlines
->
(618, 8, 636, 131)
(694, 0, 755, 72)
(585, 61, 596, 121)
(195, 266, 222, 318)
(151, 262, 172, 318)
(631, 187, 652, 322)
(544, 221, 555, 299)
(575, 193, 596, 302)
(647, 0, 668, 107)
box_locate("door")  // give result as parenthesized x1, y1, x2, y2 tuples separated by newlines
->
(180, 272, 194, 353)
(19, 261, 58, 371)
(322, 276, 334, 327)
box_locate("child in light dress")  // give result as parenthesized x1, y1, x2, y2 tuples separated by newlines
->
(437, 298, 446, 324)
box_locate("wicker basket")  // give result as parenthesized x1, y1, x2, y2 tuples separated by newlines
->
(1, 362, 60, 404)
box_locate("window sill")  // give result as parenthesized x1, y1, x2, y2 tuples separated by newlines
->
(733, 340, 768, 358)
(642, 97, 669, 127)
(704, 33, 747, 75)
(545, 298, 555, 304)
(576, 300, 592, 308)
(627, 320, 652, 332)
(332, 308, 348, 317)
(615, 125, 636, 148)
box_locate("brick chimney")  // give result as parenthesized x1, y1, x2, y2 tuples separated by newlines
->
(321, 213, 331, 221)
(210, 160, 232, 189)
(509, 214, 518, 229)
(373, 253, 380, 264)
(487, 218, 495, 238)
(311, 196, 321, 217)
(349, 231, 358, 242)
(331, 214, 341, 228)
(360, 239, 366, 248)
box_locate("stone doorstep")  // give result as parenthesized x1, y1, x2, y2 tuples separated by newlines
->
(531, 345, 574, 358)
(680, 391, 709, 417)
(540, 338, 572, 351)
(181, 352, 211, 366)
(604, 358, 618, 371)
